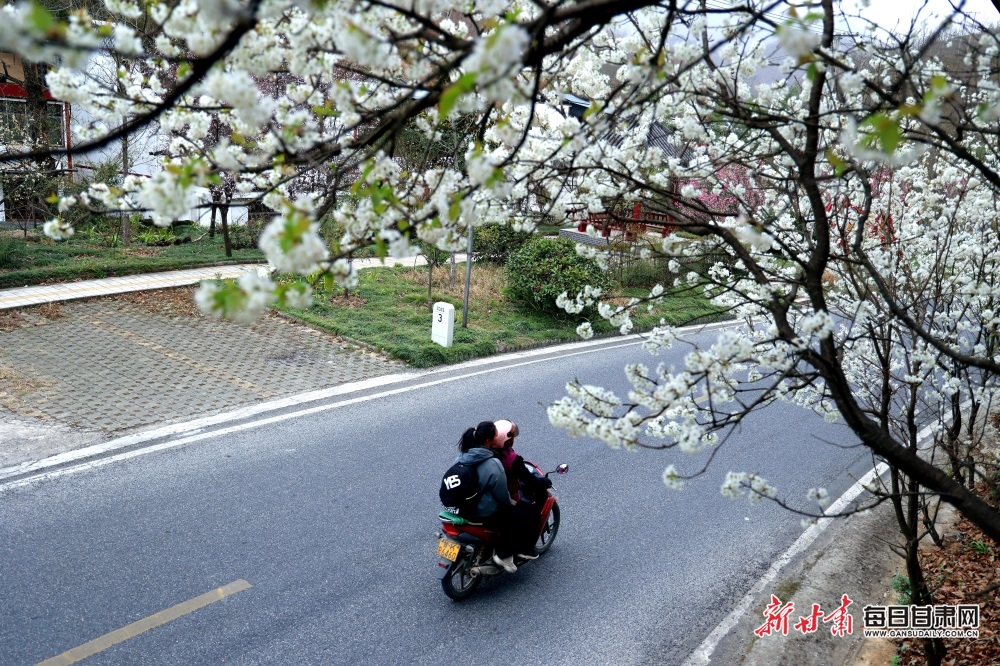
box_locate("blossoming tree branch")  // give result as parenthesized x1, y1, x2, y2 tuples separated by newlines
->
(6, 0, 1000, 545)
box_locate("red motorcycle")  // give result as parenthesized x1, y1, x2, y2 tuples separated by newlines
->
(434, 462, 568, 601)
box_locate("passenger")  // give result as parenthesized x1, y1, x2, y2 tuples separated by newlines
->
(452, 421, 523, 573)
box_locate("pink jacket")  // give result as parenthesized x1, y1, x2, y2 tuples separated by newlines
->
(495, 445, 521, 503)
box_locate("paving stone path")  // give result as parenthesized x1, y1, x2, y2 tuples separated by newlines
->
(0, 298, 405, 434)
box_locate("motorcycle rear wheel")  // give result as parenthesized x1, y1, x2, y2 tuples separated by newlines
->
(535, 503, 560, 554)
(442, 556, 481, 601)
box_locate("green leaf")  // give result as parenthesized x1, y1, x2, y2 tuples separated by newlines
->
(825, 148, 847, 178)
(486, 167, 506, 186)
(806, 61, 818, 82)
(351, 162, 375, 196)
(177, 62, 191, 80)
(448, 192, 462, 221)
(860, 113, 902, 153)
(312, 102, 339, 118)
(28, 2, 55, 32)
(323, 272, 334, 293)
(439, 72, 477, 118)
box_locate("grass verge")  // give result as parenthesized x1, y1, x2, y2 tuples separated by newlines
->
(0, 225, 264, 288)
(278, 263, 726, 368)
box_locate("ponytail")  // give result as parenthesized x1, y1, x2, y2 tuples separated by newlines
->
(458, 421, 498, 451)
(458, 427, 477, 452)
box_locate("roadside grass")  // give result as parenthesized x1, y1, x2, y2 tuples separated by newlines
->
(0, 225, 264, 288)
(279, 262, 725, 368)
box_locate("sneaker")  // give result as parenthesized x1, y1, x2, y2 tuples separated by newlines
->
(517, 552, 539, 561)
(492, 553, 517, 573)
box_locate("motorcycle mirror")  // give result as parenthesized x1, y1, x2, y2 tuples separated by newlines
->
(555, 464, 569, 474)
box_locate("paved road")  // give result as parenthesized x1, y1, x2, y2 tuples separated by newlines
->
(0, 328, 875, 665)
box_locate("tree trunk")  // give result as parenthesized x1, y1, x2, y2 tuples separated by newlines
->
(427, 261, 434, 310)
(221, 203, 232, 257)
(22, 62, 54, 173)
(121, 128, 130, 246)
(22, 61, 55, 230)
(888, 468, 946, 666)
(209, 204, 217, 238)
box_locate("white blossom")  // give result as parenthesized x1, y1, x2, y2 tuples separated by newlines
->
(43, 218, 74, 240)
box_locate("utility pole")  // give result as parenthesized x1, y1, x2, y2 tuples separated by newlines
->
(462, 224, 473, 327)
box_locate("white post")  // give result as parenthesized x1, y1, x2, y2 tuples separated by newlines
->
(432, 302, 455, 347)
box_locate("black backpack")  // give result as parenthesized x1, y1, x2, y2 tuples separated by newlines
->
(439, 459, 483, 509)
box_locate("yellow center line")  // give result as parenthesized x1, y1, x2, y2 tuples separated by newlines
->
(36, 579, 252, 666)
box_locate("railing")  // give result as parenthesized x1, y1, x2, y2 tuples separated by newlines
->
(574, 202, 677, 238)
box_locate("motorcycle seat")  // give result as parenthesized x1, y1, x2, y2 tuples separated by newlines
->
(438, 511, 484, 526)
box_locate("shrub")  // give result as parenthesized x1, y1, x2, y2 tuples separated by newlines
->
(473, 222, 533, 264)
(619, 257, 678, 289)
(505, 237, 610, 314)
(228, 222, 262, 250)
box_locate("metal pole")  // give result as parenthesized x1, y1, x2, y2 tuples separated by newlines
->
(462, 224, 474, 327)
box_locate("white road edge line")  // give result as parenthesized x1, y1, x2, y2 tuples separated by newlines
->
(0, 318, 736, 489)
(681, 420, 939, 666)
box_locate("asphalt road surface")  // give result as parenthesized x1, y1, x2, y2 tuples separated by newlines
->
(0, 326, 876, 665)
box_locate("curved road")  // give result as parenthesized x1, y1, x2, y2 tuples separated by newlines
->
(0, 326, 875, 665)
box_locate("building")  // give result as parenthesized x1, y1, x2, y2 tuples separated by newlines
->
(0, 52, 72, 227)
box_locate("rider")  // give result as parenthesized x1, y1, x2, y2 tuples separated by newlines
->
(492, 419, 552, 544)
(455, 421, 536, 573)
(493, 419, 525, 502)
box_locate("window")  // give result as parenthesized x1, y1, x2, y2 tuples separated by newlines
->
(0, 98, 66, 147)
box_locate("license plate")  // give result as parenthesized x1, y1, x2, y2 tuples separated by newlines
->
(436, 538, 460, 562)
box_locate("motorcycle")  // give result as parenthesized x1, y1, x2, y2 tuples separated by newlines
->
(434, 462, 569, 601)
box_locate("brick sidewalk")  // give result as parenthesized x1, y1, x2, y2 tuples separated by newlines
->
(0, 294, 405, 435)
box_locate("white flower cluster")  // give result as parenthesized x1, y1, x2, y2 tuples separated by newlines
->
(201, 69, 275, 132)
(794, 309, 835, 347)
(136, 164, 211, 227)
(0, 2, 98, 68)
(662, 464, 684, 491)
(257, 197, 330, 276)
(556, 285, 603, 315)
(807, 487, 831, 510)
(775, 20, 821, 61)
(462, 24, 530, 103)
(195, 272, 277, 325)
(720, 472, 777, 503)
(43, 218, 75, 241)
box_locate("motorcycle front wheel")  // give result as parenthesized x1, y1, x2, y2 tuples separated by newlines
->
(535, 502, 560, 554)
(441, 555, 481, 601)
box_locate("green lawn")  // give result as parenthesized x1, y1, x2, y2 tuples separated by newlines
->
(0, 224, 265, 289)
(3, 223, 727, 369)
(280, 263, 726, 368)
